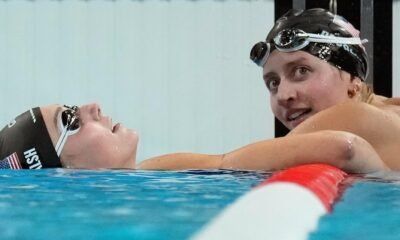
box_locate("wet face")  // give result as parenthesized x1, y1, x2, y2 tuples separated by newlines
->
(41, 103, 139, 169)
(263, 50, 354, 130)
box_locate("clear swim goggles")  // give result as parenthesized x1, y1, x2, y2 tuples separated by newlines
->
(55, 105, 80, 156)
(250, 28, 367, 67)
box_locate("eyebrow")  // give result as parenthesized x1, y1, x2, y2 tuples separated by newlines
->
(263, 57, 309, 80)
(263, 72, 277, 81)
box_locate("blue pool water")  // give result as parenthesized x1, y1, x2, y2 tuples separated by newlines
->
(310, 172, 400, 240)
(2, 169, 400, 240)
(0, 169, 267, 240)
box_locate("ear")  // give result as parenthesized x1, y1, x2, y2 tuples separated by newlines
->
(347, 75, 363, 98)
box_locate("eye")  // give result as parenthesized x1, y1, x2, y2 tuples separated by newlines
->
(265, 78, 280, 92)
(293, 66, 310, 79)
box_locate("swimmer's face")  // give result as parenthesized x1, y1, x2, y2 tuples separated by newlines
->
(263, 51, 356, 130)
(41, 103, 138, 169)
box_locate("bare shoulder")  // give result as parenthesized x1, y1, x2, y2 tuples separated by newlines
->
(290, 100, 400, 138)
(381, 96, 400, 106)
(378, 97, 400, 115)
(289, 98, 400, 170)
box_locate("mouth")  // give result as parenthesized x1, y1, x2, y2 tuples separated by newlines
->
(112, 123, 121, 133)
(286, 108, 312, 124)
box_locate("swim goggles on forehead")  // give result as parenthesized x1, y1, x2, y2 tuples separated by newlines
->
(55, 105, 80, 156)
(250, 28, 367, 67)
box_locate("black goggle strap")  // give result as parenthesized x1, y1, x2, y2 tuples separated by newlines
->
(55, 106, 79, 157)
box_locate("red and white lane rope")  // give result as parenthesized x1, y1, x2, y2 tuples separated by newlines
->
(193, 164, 347, 240)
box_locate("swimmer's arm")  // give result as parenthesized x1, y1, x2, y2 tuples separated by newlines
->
(137, 153, 222, 170)
(221, 130, 385, 173)
(289, 101, 393, 144)
(289, 102, 398, 170)
(137, 130, 386, 173)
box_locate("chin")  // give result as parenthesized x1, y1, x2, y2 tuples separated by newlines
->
(128, 136, 139, 168)
(280, 120, 293, 130)
(130, 145, 138, 167)
(128, 129, 139, 145)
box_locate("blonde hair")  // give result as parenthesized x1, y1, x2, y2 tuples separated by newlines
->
(344, 70, 374, 104)
(359, 82, 374, 104)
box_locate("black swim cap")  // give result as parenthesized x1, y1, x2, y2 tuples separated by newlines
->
(250, 8, 369, 80)
(0, 107, 62, 169)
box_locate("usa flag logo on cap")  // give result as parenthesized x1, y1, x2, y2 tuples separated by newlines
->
(0, 152, 22, 169)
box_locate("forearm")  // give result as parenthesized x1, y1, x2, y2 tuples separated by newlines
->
(137, 131, 386, 173)
(221, 130, 386, 173)
(136, 153, 223, 170)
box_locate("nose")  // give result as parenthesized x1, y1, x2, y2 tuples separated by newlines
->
(79, 102, 102, 121)
(276, 80, 297, 107)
